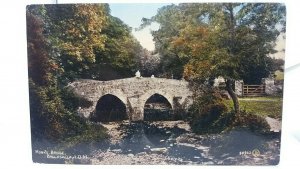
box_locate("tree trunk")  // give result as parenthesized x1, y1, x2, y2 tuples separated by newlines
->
(225, 78, 240, 114)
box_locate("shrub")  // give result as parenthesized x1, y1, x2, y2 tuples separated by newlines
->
(189, 90, 232, 134)
(29, 79, 107, 145)
(29, 79, 67, 141)
(61, 87, 93, 112)
(188, 89, 271, 134)
(236, 111, 271, 134)
(62, 123, 108, 150)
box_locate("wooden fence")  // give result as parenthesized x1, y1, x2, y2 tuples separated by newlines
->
(243, 84, 266, 97)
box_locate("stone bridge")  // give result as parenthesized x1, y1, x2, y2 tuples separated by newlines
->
(68, 77, 193, 121)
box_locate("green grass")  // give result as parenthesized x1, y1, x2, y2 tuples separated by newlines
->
(275, 70, 284, 81)
(223, 96, 283, 119)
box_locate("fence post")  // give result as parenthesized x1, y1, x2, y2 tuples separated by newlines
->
(262, 77, 276, 95)
(235, 80, 244, 97)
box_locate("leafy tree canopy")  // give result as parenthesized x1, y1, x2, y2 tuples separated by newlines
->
(26, 4, 144, 142)
(139, 3, 286, 113)
(140, 3, 285, 83)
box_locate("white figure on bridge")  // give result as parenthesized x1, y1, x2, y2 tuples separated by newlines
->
(151, 75, 155, 78)
(135, 70, 141, 78)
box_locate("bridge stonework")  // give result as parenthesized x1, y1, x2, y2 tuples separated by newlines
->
(68, 77, 193, 121)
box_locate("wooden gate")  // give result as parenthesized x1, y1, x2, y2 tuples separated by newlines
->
(243, 84, 266, 97)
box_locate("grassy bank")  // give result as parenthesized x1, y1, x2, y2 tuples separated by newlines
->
(223, 96, 283, 119)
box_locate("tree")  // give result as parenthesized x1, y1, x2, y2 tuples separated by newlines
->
(140, 3, 286, 114)
(44, 4, 108, 62)
(41, 4, 143, 82)
(270, 58, 285, 72)
(91, 15, 143, 80)
(27, 5, 108, 140)
(138, 49, 161, 77)
(27, 9, 73, 140)
(27, 10, 57, 86)
(38, 4, 109, 83)
(138, 4, 191, 79)
(27, 4, 146, 141)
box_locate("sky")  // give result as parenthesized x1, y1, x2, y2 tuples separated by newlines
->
(109, 3, 170, 51)
(269, 33, 286, 59)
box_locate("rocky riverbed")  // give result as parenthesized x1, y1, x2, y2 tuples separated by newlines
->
(80, 120, 280, 165)
(33, 120, 280, 165)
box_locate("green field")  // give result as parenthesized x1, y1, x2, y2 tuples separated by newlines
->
(223, 96, 283, 119)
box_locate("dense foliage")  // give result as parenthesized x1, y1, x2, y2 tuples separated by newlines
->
(140, 3, 286, 114)
(188, 87, 272, 134)
(27, 4, 144, 144)
(189, 87, 233, 134)
(139, 3, 285, 134)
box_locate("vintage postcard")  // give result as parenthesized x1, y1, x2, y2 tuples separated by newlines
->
(27, 3, 285, 165)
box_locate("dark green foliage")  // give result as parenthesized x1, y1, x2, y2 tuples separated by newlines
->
(270, 58, 285, 72)
(189, 89, 232, 134)
(27, 5, 120, 146)
(189, 87, 271, 134)
(27, 3, 145, 148)
(60, 87, 93, 112)
(239, 56, 273, 84)
(29, 79, 104, 143)
(236, 111, 271, 134)
(140, 3, 285, 115)
(140, 3, 286, 83)
(62, 124, 108, 149)
(29, 79, 67, 141)
(85, 14, 143, 81)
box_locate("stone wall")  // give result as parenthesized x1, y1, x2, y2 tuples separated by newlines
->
(262, 78, 283, 95)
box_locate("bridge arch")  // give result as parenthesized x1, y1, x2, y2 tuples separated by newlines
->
(140, 90, 174, 111)
(91, 94, 128, 122)
(100, 89, 128, 106)
(143, 93, 173, 121)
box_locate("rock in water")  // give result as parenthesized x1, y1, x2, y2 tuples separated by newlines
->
(150, 148, 168, 153)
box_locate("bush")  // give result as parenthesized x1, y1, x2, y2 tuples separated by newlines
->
(29, 79, 107, 145)
(61, 87, 93, 112)
(188, 88, 271, 134)
(29, 79, 67, 141)
(235, 111, 271, 134)
(62, 123, 108, 150)
(189, 90, 232, 134)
